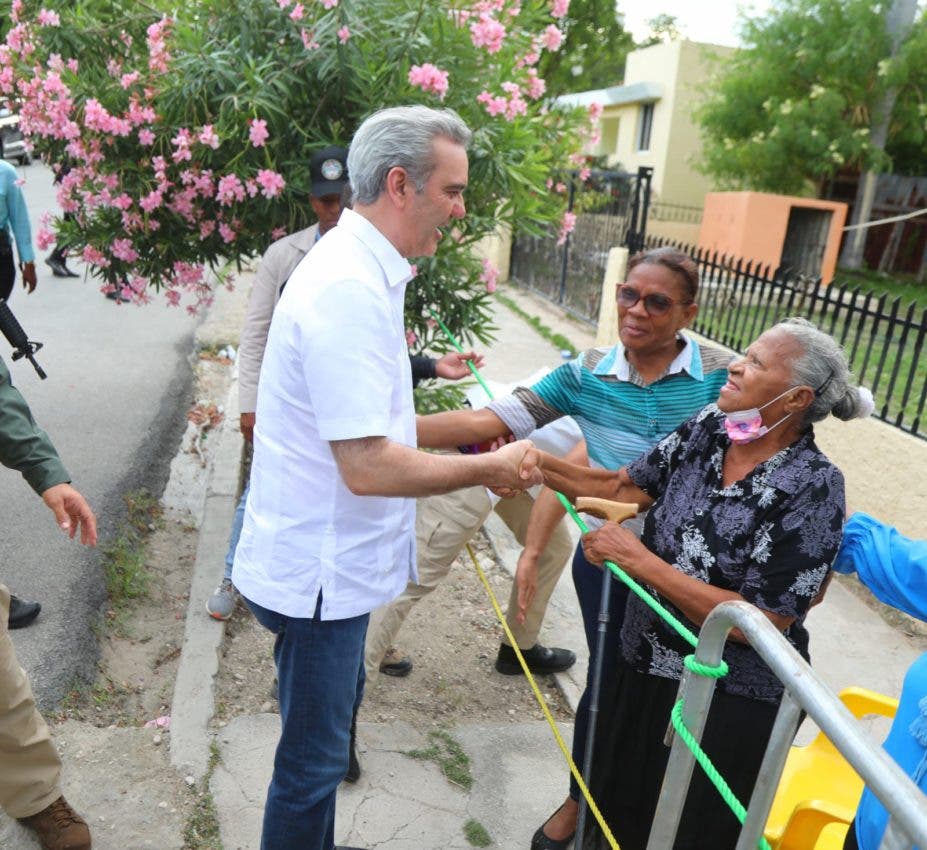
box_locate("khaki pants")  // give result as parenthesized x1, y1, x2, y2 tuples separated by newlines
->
(0, 584, 62, 818)
(364, 487, 574, 679)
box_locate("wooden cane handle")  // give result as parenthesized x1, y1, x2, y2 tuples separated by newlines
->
(574, 497, 638, 524)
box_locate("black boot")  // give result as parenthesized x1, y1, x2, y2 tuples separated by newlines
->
(345, 708, 361, 783)
(8, 595, 41, 629)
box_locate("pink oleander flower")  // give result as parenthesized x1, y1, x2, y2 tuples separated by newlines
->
(120, 71, 140, 89)
(198, 124, 220, 149)
(82, 245, 110, 267)
(470, 13, 506, 53)
(300, 29, 320, 50)
(165, 289, 182, 307)
(480, 258, 499, 293)
(525, 69, 546, 100)
(550, 0, 569, 17)
(35, 227, 55, 250)
(557, 211, 576, 246)
(579, 166, 591, 182)
(271, 226, 287, 240)
(555, 181, 566, 193)
(66, 58, 79, 73)
(256, 168, 285, 198)
(477, 89, 507, 117)
(216, 174, 246, 205)
(408, 63, 449, 100)
(409, 264, 418, 277)
(219, 221, 236, 243)
(588, 102, 604, 121)
(248, 118, 269, 147)
(405, 328, 417, 347)
(147, 17, 172, 74)
(245, 178, 259, 198)
(321, 0, 338, 8)
(542, 24, 563, 51)
(111, 237, 139, 263)
(289, 3, 304, 20)
(337, 25, 351, 43)
(37, 8, 60, 26)
(199, 220, 217, 240)
(277, 0, 290, 6)
(139, 189, 163, 212)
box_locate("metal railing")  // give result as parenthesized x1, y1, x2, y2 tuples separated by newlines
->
(650, 601, 927, 850)
(645, 236, 927, 440)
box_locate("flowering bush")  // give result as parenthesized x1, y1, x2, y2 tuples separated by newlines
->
(1, 0, 590, 353)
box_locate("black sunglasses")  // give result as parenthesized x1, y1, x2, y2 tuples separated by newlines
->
(617, 285, 691, 316)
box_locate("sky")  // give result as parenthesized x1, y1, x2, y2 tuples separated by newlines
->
(617, 0, 773, 47)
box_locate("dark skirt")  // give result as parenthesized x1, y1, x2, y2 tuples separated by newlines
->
(581, 662, 780, 850)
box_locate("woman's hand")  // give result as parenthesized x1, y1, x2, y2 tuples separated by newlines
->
(581, 522, 649, 576)
(514, 549, 540, 624)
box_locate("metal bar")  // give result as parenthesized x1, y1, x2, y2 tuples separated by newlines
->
(872, 297, 902, 419)
(656, 602, 927, 849)
(734, 691, 803, 850)
(887, 302, 916, 428)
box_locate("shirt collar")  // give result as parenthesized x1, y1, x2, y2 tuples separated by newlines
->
(337, 208, 414, 288)
(594, 332, 703, 381)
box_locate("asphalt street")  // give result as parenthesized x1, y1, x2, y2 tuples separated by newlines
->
(4, 160, 198, 709)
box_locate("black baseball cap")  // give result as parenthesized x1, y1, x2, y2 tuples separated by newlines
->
(309, 145, 349, 197)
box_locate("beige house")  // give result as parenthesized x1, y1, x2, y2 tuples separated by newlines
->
(558, 39, 734, 226)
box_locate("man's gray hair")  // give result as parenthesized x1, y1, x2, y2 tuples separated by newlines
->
(775, 316, 867, 425)
(348, 106, 472, 205)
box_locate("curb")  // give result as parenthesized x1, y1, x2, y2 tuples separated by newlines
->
(169, 372, 242, 781)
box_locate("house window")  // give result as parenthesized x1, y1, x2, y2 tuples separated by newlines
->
(637, 102, 654, 152)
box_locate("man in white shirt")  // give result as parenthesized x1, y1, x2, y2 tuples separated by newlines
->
(232, 105, 542, 850)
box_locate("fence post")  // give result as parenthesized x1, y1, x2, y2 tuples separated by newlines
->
(596, 247, 628, 347)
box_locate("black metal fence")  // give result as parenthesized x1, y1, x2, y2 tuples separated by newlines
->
(645, 236, 927, 440)
(510, 167, 653, 324)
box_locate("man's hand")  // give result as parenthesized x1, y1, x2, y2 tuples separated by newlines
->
(434, 351, 485, 381)
(21, 262, 37, 293)
(41, 483, 97, 546)
(240, 412, 256, 443)
(488, 440, 543, 491)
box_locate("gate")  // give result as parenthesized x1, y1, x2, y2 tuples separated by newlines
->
(510, 166, 654, 324)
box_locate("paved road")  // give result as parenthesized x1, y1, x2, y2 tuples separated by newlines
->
(4, 161, 198, 709)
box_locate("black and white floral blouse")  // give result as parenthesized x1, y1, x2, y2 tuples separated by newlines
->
(620, 404, 846, 702)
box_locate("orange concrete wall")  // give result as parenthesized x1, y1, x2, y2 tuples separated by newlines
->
(697, 192, 848, 284)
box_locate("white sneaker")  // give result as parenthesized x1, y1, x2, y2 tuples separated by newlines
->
(206, 577, 237, 620)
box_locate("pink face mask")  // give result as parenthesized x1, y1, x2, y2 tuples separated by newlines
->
(724, 388, 795, 445)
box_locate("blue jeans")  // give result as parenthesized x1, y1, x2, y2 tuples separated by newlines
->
(245, 593, 368, 850)
(223, 482, 249, 581)
(569, 542, 629, 800)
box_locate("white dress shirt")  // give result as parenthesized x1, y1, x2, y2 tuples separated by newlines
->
(232, 208, 418, 620)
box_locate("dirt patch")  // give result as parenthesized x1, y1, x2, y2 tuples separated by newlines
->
(213, 530, 572, 729)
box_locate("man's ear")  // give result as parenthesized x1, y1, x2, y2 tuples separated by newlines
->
(384, 166, 409, 207)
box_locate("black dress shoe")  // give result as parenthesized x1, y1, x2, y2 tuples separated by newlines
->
(344, 713, 361, 783)
(45, 256, 70, 278)
(495, 642, 576, 676)
(531, 805, 576, 849)
(62, 264, 80, 278)
(8, 595, 41, 630)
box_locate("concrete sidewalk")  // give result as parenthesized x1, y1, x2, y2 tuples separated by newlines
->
(177, 281, 927, 849)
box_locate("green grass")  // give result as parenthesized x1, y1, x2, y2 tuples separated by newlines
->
(404, 729, 473, 791)
(100, 489, 163, 613)
(464, 819, 492, 847)
(835, 268, 927, 310)
(183, 741, 223, 849)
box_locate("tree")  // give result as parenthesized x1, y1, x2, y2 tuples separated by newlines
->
(695, 0, 927, 196)
(641, 13, 681, 46)
(539, 0, 634, 95)
(0, 0, 594, 363)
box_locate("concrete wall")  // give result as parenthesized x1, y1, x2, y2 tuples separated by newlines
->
(646, 218, 701, 246)
(474, 224, 513, 281)
(698, 192, 848, 283)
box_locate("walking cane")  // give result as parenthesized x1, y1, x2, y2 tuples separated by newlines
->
(573, 497, 638, 846)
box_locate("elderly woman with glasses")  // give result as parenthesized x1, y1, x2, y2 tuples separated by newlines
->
(417, 246, 734, 848)
(536, 317, 873, 850)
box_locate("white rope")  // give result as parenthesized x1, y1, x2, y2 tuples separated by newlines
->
(843, 206, 927, 231)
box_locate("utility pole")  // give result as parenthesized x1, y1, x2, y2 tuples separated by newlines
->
(838, 0, 918, 270)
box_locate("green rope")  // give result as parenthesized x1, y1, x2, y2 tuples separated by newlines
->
(670, 700, 773, 850)
(684, 654, 728, 679)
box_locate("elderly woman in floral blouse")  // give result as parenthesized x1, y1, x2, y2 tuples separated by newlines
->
(536, 317, 874, 850)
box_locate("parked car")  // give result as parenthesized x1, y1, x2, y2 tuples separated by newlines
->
(0, 109, 32, 166)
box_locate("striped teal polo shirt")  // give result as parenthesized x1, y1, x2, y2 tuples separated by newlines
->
(487, 334, 732, 470)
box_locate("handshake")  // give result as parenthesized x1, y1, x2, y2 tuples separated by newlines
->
(480, 439, 544, 494)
